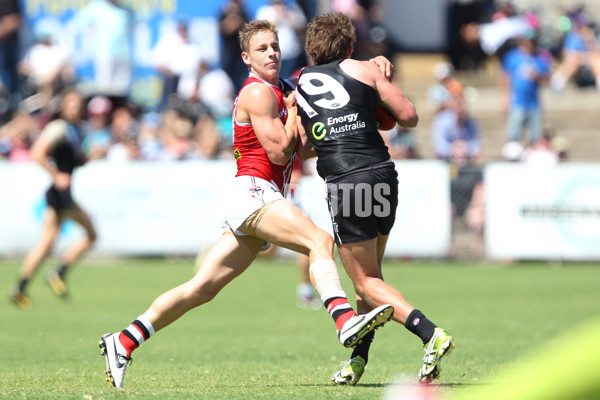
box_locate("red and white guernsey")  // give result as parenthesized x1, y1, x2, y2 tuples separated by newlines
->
(232, 74, 294, 193)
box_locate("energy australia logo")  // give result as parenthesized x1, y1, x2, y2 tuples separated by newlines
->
(312, 122, 326, 140)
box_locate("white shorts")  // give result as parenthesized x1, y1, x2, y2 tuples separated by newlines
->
(222, 176, 284, 235)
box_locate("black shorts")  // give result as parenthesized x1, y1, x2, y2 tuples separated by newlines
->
(45, 186, 77, 213)
(325, 161, 398, 244)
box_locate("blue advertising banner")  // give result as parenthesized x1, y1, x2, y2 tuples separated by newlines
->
(19, 0, 279, 109)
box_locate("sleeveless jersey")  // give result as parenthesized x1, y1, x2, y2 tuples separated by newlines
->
(295, 60, 390, 178)
(232, 74, 294, 193)
(42, 119, 86, 174)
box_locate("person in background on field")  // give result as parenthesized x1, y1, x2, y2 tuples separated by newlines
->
(289, 155, 321, 310)
(295, 12, 454, 386)
(98, 19, 394, 389)
(9, 89, 97, 309)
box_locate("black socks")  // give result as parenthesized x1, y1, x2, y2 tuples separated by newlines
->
(405, 309, 437, 344)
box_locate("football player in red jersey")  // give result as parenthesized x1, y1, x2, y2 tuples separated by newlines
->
(98, 19, 393, 389)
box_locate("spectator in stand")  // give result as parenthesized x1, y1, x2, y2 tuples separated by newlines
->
(106, 106, 139, 162)
(177, 58, 235, 121)
(426, 61, 464, 116)
(550, 7, 600, 92)
(333, 0, 391, 61)
(432, 98, 481, 162)
(382, 126, 420, 160)
(18, 22, 74, 113)
(138, 112, 164, 161)
(522, 133, 559, 169)
(71, 0, 133, 101)
(82, 95, 112, 160)
(460, 10, 542, 63)
(156, 108, 193, 161)
(219, 0, 250, 92)
(0, 0, 22, 119)
(188, 111, 223, 160)
(151, 21, 201, 110)
(445, 0, 492, 70)
(0, 110, 41, 161)
(255, 0, 307, 78)
(500, 29, 552, 145)
(551, 134, 571, 162)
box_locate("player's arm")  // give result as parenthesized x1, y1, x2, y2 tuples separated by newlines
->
(295, 119, 316, 160)
(0, 13, 20, 40)
(238, 83, 297, 165)
(369, 62, 419, 128)
(31, 120, 71, 189)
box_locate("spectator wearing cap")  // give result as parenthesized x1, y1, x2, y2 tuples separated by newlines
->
(426, 61, 464, 116)
(500, 25, 552, 144)
(82, 95, 112, 160)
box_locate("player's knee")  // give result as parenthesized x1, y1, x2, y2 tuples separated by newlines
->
(311, 230, 334, 254)
(189, 292, 216, 308)
(186, 282, 219, 307)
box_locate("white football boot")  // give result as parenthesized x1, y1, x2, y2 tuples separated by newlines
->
(99, 333, 131, 388)
(338, 304, 394, 348)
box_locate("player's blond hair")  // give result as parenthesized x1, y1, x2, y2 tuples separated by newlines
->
(238, 19, 278, 53)
(305, 12, 356, 65)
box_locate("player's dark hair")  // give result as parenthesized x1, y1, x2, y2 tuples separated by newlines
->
(305, 12, 356, 65)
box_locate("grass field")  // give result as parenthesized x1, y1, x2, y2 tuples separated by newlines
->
(1, 257, 599, 399)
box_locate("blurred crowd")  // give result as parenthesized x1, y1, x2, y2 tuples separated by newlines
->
(0, 0, 598, 167)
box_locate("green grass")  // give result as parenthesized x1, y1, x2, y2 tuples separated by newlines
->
(1, 257, 599, 399)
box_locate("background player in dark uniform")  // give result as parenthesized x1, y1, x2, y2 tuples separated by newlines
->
(295, 12, 454, 385)
(10, 89, 97, 309)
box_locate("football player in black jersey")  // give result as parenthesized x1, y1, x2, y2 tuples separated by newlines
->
(295, 12, 454, 385)
(10, 89, 96, 309)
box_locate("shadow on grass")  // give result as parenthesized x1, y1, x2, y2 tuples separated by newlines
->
(299, 382, 477, 388)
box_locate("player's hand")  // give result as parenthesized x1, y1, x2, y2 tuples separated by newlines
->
(370, 55, 395, 81)
(283, 90, 297, 110)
